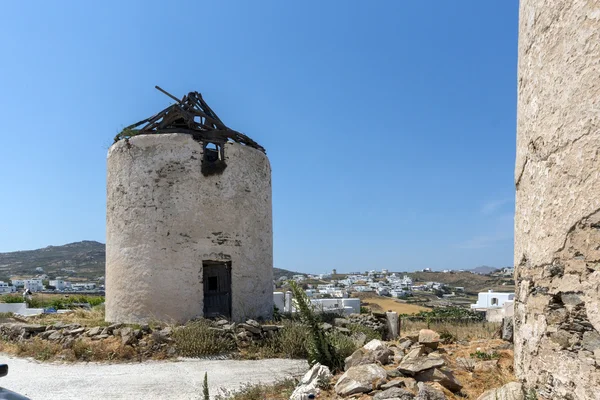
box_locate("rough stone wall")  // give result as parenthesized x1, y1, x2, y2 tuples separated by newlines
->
(106, 134, 273, 324)
(515, 1, 600, 399)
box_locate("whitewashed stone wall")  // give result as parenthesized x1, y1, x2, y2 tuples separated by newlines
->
(106, 134, 273, 323)
(515, 1, 600, 398)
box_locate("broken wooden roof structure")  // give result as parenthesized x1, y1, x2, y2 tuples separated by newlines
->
(115, 86, 265, 153)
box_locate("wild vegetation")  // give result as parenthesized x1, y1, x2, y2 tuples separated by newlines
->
(0, 294, 105, 309)
(214, 379, 297, 400)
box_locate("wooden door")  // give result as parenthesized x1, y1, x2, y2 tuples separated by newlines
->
(203, 261, 231, 318)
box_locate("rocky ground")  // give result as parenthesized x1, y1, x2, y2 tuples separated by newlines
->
(291, 328, 520, 400)
(0, 310, 390, 362)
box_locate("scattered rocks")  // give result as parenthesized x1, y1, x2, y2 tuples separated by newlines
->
(238, 323, 261, 335)
(87, 326, 102, 337)
(335, 364, 388, 396)
(62, 337, 75, 349)
(48, 331, 64, 341)
(348, 313, 387, 334)
(364, 339, 387, 352)
(40, 330, 57, 340)
(398, 354, 445, 375)
(345, 346, 393, 370)
(290, 362, 332, 400)
(386, 369, 405, 379)
(415, 368, 462, 392)
(381, 380, 406, 390)
(398, 377, 418, 392)
(68, 327, 85, 336)
(373, 386, 414, 400)
(415, 382, 447, 400)
(21, 325, 45, 333)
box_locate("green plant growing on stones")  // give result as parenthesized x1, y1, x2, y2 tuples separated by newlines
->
(288, 280, 347, 372)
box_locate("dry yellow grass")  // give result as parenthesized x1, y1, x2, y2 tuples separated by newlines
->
(400, 320, 501, 342)
(358, 294, 430, 314)
(443, 339, 516, 400)
(27, 307, 109, 327)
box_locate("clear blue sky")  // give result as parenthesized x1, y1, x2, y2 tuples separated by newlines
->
(0, 1, 519, 273)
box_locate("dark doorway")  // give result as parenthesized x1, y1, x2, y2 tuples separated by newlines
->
(203, 261, 232, 318)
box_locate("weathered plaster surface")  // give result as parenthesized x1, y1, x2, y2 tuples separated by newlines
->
(106, 134, 273, 324)
(516, 1, 600, 399)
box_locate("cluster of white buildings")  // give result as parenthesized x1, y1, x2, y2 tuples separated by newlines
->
(273, 291, 360, 315)
(3, 277, 101, 293)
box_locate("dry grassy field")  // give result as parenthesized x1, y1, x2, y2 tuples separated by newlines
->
(356, 293, 430, 314)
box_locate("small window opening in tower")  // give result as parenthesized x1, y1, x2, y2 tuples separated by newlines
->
(491, 297, 498, 306)
(205, 142, 221, 162)
(202, 141, 227, 176)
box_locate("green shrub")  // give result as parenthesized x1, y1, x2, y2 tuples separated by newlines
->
(25, 295, 105, 310)
(215, 379, 297, 400)
(439, 329, 456, 344)
(276, 320, 310, 358)
(348, 323, 382, 342)
(326, 331, 357, 365)
(1, 295, 23, 303)
(288, 281, 346, 372)
(173, 320, 236, 357)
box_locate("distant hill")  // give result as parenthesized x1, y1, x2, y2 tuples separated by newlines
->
(406, 271, 514, 294)
(0, 241, 105, 281)
(273, 268, 305, 280)
(0, 241, 303, 282)
(469, 265, 499, 275)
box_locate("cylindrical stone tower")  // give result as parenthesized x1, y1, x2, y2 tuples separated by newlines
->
(106, 90, 273, 324)
(515, 2, 600, 399)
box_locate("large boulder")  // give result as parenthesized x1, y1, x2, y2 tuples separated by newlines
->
(334, 364, 388, 396)
(345, 347, 393, 370)
(373, 386, 415, 400)
(418, 330, 440, 350)
(476, 382, 524, 400)
(364, 339, 387, 352)
(416, 382, 446, 400)
(289, 363, 332, 400)
(398, 354, 445, 375)
(414, 368, 462, 392)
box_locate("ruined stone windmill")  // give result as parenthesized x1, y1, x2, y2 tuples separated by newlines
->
(106, 87, 273, 324)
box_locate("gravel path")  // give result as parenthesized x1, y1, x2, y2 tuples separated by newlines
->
(0, 355, 309, 399)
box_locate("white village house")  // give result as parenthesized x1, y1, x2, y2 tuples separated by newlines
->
(471, 290, 515, 309)
(471, 290, 515, 322)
